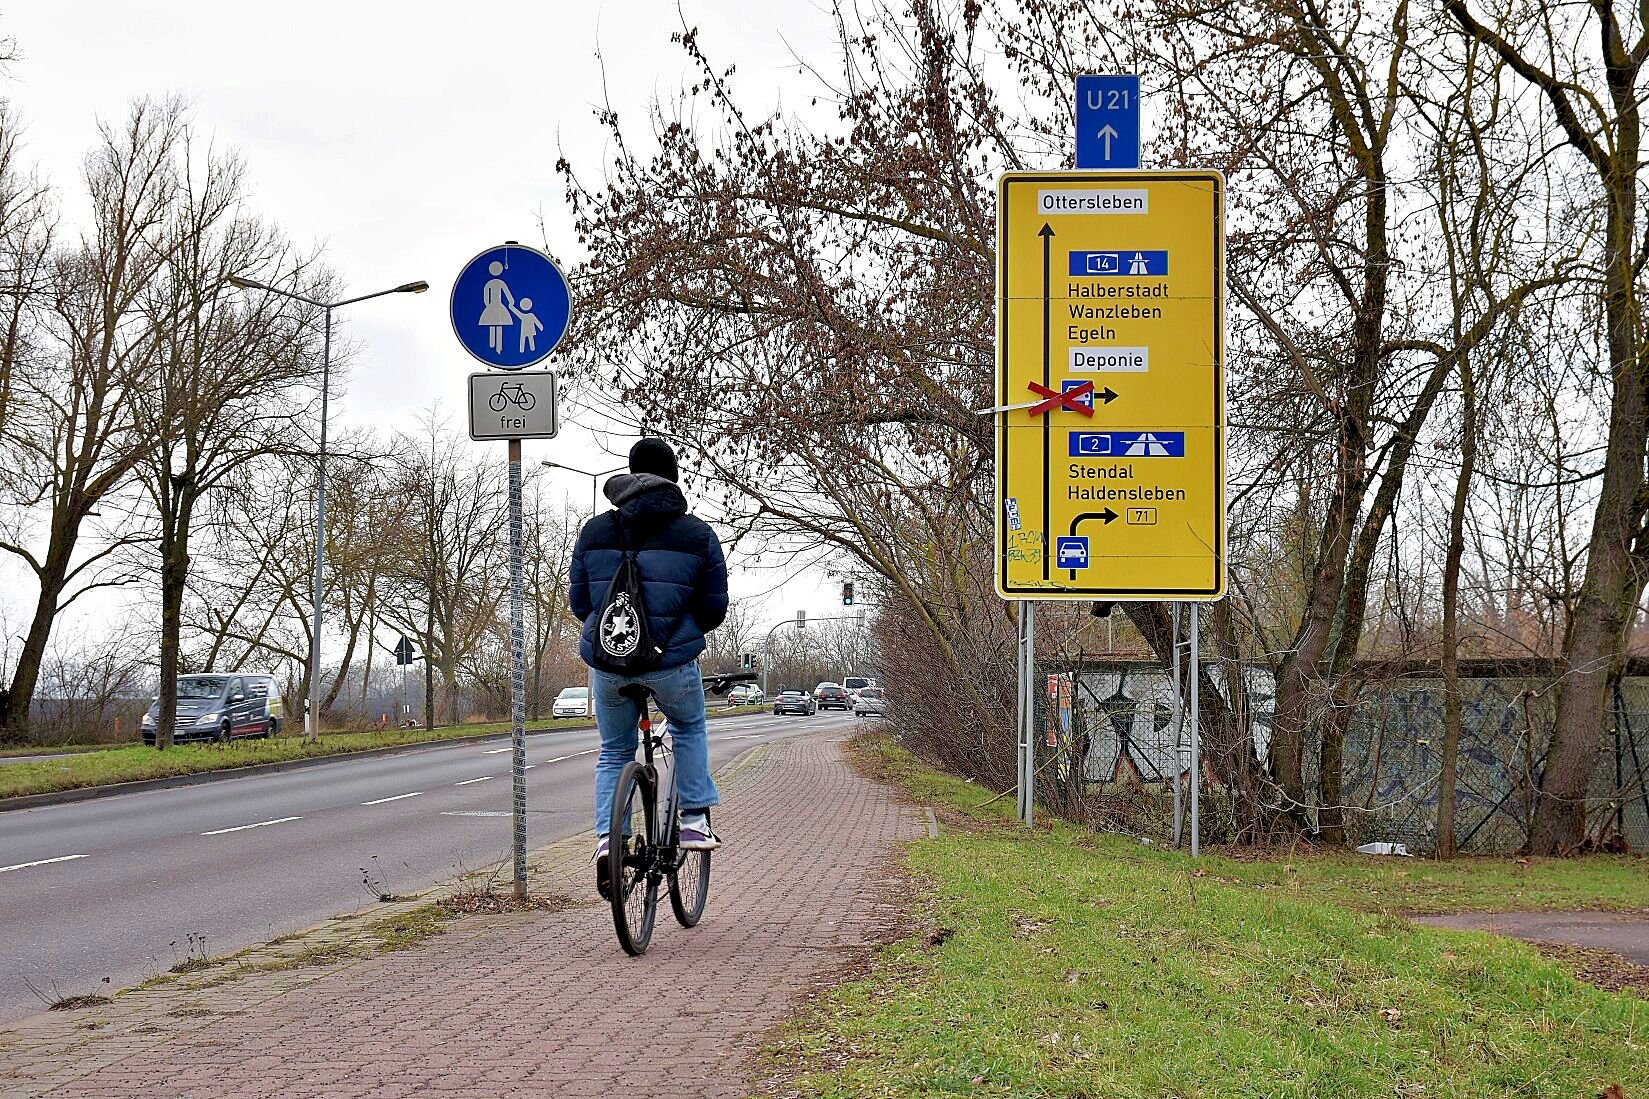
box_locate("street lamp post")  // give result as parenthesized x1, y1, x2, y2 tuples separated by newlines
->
(226, 275, 428, 742)
(539, 460, 627, 515)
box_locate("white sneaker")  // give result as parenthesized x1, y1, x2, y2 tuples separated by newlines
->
(678, 811, 722, 851)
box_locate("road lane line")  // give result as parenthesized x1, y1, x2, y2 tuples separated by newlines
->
(200, 816, 302, 837)
(543, 749, 599, 764)
(362, 792, 421, 806)
(483, 748, 512, 755)
(454, 776, 494, 786)
(0, 853, 90, 873)
(719, 734, 763, 740)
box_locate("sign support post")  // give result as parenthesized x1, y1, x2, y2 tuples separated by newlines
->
(1015, 606, 1026, 822)
(1017, 601, 1037, 827)
(508, 439, 528, 898)
(1189, 602, 1200, 858)
(450, 239, 572, 901)
(1171, 608, 1183, 847)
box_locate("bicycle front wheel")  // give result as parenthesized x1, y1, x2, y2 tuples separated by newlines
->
(608, 760, 658, 955)
(668, 848, 711, 927)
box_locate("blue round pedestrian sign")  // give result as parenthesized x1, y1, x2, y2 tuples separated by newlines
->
(450, 243, 571, 369)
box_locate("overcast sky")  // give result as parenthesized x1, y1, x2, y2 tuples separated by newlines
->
(1, 0, 844, 643)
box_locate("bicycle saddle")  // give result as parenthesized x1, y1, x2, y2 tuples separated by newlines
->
(617, 685, 653, 705)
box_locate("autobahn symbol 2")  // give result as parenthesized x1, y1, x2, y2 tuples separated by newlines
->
(994, 170, 1225, 600)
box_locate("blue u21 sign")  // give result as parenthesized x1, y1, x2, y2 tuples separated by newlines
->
(1075, 75, 1141, 169)
(451, 243, 572, 370)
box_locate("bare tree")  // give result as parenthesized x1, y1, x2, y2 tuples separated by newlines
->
(1447, 0, 1649, 854)
(133, 133, 326, 749)
(379, 414, 508, 726)
(0, 99, 189, 740)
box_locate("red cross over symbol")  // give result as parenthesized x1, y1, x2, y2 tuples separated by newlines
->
(1025, 380, 1094, 417)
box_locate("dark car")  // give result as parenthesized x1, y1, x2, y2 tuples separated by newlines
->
(814, 683, 851, 711)
(142, 673, 281, 745)
(772, 690, 817, 716)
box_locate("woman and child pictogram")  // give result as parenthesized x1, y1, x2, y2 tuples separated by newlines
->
(478, 260, 544, 355)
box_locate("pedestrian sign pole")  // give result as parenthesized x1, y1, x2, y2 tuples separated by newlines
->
(993, 80, 1226, 849)
(452, 240, 571, 898)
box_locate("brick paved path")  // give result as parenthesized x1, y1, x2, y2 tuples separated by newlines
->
(1, 732, 922, 1098)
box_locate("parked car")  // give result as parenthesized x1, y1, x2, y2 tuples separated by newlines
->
(772, 690, 817, 716)
(141, 673, 281, 745)
(728, 684, 764, 705)
(853, 686, 889, 718)
(814, 683, 851, 711)
(552, 685, 591, 718)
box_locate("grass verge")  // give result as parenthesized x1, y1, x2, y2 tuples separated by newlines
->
(0, 705, 767, 800)
(767, 733, 1649, 1098)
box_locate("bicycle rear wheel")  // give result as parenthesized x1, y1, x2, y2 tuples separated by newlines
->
(607, 760, 658, 955)
(668, 848, 711, 927)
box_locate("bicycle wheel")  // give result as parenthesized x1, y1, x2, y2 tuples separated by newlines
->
(518, 391, 536, 410)
(668, 847, 711, 927)
(607, 760, 658, 955)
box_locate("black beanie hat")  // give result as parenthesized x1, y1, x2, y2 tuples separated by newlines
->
(629, 437, 679, 483)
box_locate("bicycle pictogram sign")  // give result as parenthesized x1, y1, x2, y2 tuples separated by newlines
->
(468, 371, 558, 441)
(488, 381, 537, 412)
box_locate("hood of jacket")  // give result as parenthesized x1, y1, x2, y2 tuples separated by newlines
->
(603, 472, 688, 535)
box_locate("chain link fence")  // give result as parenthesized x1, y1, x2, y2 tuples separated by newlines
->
(1036, 660, 1649, 854)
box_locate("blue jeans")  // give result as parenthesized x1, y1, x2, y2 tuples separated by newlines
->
(591, 660, 719, 835)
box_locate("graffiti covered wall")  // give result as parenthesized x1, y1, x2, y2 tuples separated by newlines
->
(1067, 663, 1649, 853)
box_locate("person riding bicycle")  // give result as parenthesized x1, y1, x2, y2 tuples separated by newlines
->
(568, 438, 729, 891)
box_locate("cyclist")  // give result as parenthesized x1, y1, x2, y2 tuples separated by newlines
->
(568, 438, 729, 893)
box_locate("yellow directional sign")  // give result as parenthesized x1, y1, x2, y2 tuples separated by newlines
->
(994, 171, 1225, 600)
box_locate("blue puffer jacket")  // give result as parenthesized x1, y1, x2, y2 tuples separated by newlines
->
(568, 473, 729, 671)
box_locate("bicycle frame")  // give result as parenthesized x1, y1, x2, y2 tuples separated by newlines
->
(635, 705, 683, 862)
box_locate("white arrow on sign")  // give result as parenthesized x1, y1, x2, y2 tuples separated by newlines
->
(1097, 124, 1119, 160)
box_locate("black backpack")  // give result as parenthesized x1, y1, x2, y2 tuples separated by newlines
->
(590, 520, 665, 675)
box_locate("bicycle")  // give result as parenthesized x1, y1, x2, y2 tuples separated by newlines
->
(488, 382, 536, 412)
(604, 684, 711, 955)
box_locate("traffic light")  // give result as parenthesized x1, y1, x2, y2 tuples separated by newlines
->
(842, 581, 855, 606)
(797, 609, 807, 629)
(740, 653, 754, 670)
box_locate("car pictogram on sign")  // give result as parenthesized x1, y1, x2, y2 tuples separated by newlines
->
(1055, 536, 1090, 569)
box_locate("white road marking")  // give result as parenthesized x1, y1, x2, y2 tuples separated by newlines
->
(523, 764, 536, 770)
(362, 792, 421, 806)
(0, 853, 90, 873)
(483, 748, 512, 755)
(453, 776, 494, 786)
(200, 816, 302, 837)
(543, 749, 599, 764)
(719, 734, 763, 740)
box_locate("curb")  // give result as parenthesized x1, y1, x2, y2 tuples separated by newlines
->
(0, 707, 764, 815)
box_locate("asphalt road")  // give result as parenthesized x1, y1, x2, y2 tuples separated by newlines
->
(0, 709, 855, 1024)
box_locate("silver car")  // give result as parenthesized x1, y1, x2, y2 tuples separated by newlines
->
(853, 686, 889, 717)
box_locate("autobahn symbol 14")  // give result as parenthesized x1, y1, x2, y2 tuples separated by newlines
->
(468, 371, 558, 440)
(993, 170, 1226, 600)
